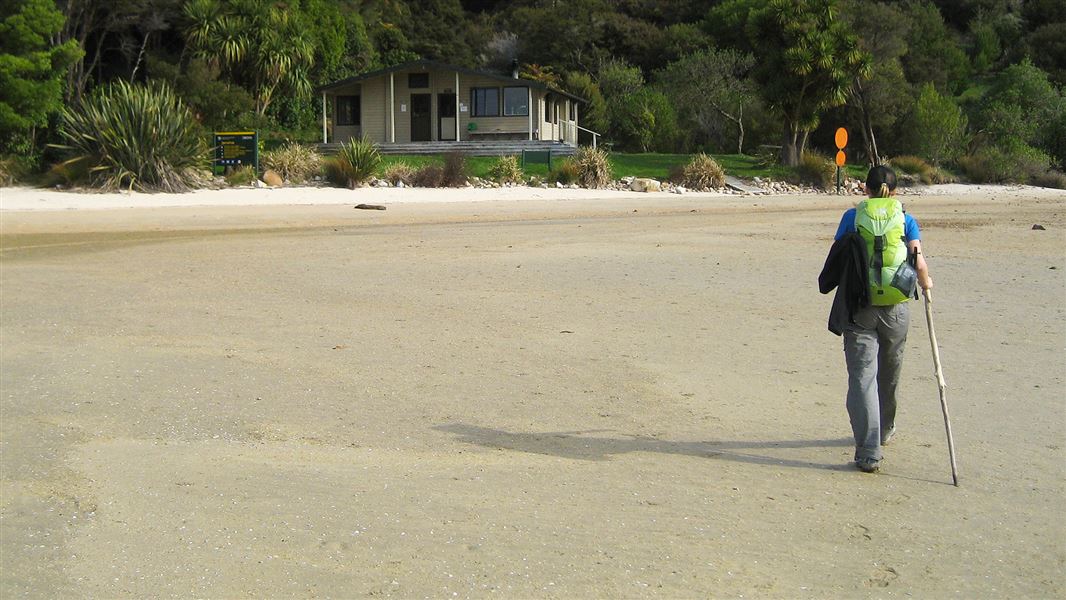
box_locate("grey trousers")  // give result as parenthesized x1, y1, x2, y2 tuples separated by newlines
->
(843, 303, 910, 461)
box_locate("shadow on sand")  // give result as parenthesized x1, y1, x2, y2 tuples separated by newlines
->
(434, 423, 854, 472)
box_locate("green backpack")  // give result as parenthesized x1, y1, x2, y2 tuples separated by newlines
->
(855, 197, 916, 305)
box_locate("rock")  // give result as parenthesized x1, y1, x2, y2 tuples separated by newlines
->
(396, 181, 405, 188)
(568, 184, 580, 189)
(630, 178, 662, 193)
(1032, 224, 1046, 230)
(673, 186, 686, 195)
(354, 203, 386, 210)
(620, 176, 635, 185)
(556, 181, 564, 188)
(376, 179, 390, 187)
(254, 179, 266, 188)
(262, 169, 284, 187)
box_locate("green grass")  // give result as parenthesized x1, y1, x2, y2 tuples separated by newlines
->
(377, 152, 871, 183)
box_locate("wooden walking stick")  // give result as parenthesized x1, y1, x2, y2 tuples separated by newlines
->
(923, 288, 959, 486)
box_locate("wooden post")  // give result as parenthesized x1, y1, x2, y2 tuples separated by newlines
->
(321, 93, 327, 144)
(389, 73, 395, 143)
(455, 72, 460, 142)
(528, 87, 533, 141)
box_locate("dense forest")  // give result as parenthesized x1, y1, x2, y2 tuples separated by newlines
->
(2, 0, 1065, 185)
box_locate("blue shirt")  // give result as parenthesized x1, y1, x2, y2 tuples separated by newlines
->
(835, 207, 920, 241)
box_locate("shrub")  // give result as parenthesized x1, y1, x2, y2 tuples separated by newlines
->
(888, 155, 935, 181)
(327, 136, 380, 187)
(488, 155, 524, 184)
(412, 164, 445, 187)
(958, 144, 1051, 183)
(549, 158, 580, 184)
(441, 151, 469, 187)
(55, 80, 208, 192)
(574, 146, 612, 188)
(910, 82, 968, 166)
(381, 162, 416, 186)
(262, 142, 321, 183)
(1030, 170, 1066, 189)
(225, 165, 258, 186)
(794, 151, 836, 189)
(0, 156, 33, 186)
(677, 153, 725, 190)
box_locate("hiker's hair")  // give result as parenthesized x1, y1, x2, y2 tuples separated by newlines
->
(866, 165, 897, 198)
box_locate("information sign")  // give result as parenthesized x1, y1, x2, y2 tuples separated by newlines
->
(214, 131, 258, 171)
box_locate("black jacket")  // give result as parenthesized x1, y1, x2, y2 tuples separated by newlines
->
(818, 232, 870, 335)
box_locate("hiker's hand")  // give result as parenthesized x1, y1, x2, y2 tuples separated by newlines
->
(919, 274, 933, 290)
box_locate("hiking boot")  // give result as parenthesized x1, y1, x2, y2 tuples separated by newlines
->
(881, 425, 896, 446)
(856, 458, 881, 473)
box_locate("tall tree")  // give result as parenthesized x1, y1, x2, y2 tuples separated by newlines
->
(713, 0, 871, 166)
(182, 0, 314, 115)
(0, 0, 82, 155)
(656, 49, 757, 153)
(840, 0, 912, 165)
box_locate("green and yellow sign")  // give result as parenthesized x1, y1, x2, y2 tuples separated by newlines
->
(214, 131, 258, 170)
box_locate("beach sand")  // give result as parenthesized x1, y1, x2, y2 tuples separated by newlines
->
(1, 184, 1064, 597)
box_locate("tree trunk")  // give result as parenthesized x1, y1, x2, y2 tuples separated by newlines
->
(129, 31, 150, 83)
(737, 105, 744, 155)
(799, 129, 810, 157)
(781, 126, 800, 166)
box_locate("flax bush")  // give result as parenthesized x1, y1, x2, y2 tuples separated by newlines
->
(55, 80, 208, 192)
(381, 162, 416, 186)
(574, 147, 612, 188)
(263, 142, 321, 183)
(441, 151, 470, 187)
(677, 153, 725, 190)
(795, 151, 836, 190)
(549, 158, 580, 184)
(488, 155, 524, 184)
(326, 136, 380, 187)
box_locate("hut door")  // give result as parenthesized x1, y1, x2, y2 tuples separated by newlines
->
(438, 94, 456, 141)
(411, 94, 432, 142)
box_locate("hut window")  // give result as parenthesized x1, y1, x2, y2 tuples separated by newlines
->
(503, 86, 528, 116)
(337, 95, 360, 126)
(471, 87, 499, 117)
(408, 73, 429, 88)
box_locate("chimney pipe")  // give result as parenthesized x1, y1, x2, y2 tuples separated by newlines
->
(511, 59, 519, 79)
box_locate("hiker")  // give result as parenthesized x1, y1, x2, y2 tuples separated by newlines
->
(819, 165, 933, 473)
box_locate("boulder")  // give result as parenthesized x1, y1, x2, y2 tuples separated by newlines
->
(262, 169, 284, 187)
(630, 178, 662, 193)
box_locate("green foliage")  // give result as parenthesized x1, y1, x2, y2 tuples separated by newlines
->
(676, 153, 726, 190)
(888, 155, 935, 182)
(225, 165, 258, 186)
(725, 0, 872, 165)
(412, 164, 445, 187)
(548, 159, 579, 184)
(381, 162, 415, 186)
(0, 0, 82, 155)
(574, 147, 612, 188)
(55, 80, 209, 192)
(958, 144, 1051, 184)
(1023, 22, 1066, 86)
(183, 0, 315, 115)
(149, 57, 255, 131)
(262, 142, 321, 184)
(909, 83, 968, 166)
(0, 154, 33, 185)
(1029, 170, 1066, 190)
(563, 72, 608, 136)
(487, 155, 523, 184)
(656, 48, 756, 153)
(899, 0, 970, 94)
(441, 151, 469, 187)
(329, 136, 381, 187)
(794, 151, 836, 189)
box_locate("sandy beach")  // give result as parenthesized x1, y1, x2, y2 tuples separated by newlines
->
(1, 183, 1064, 598)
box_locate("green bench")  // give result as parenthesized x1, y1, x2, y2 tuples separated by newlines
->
(521, 150, 552, 170)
